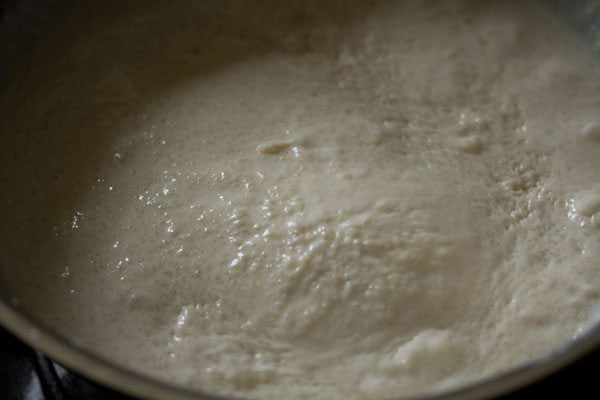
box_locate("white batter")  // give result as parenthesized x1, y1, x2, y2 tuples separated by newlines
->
(0, 0, 599, 399)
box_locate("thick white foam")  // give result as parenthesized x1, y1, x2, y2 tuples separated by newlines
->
(0, 1, 599, 399)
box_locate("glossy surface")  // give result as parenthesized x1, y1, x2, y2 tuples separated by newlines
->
(0, 1, 599, 399)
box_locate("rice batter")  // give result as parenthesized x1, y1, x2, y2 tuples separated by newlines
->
(0, 0, 599, 399)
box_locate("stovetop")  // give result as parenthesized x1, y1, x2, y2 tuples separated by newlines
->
(1, 327, 128, 400)
(1, 327, 597, 400)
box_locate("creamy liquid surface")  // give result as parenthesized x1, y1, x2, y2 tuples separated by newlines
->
(1, 1, 600, 398)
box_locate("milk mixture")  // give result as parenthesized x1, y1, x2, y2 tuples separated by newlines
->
(1, 0, 599, 398)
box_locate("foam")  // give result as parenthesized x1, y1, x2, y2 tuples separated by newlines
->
(0, 1, 599, 399)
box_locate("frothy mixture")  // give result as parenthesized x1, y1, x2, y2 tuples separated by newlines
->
(1, 0, 599, 398)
